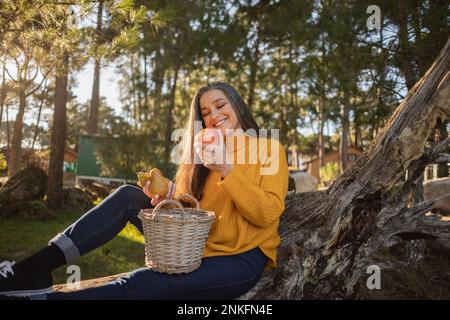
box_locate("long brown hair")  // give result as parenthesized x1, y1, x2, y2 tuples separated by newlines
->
(175, 82, 260, 200)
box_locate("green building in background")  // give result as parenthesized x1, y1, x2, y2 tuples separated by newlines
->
(75, 135, 134, 186)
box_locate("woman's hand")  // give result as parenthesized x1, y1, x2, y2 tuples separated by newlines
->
(204, 162, 233, 178)
(194, 142, 234, 178)
(143, 180, 176, 206)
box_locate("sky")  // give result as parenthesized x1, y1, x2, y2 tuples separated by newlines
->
(2, 46, 330, 147)
(5, 56, 317, 139)
(73, 61, 122, 115)
(72, 60, 318, 136)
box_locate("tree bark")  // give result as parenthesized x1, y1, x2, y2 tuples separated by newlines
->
(47, 53, 69, 209)
(240, 38, 450, 299)
(87, 0, 103, 135)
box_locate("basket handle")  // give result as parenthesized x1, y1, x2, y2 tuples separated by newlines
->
(152, 199, 186, 223)
(152, 194, 202, 221)
(153, 199, 184, 212)
(176, 194, 200, 210)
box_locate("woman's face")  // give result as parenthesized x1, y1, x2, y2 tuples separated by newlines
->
(199, 89, 242, 135)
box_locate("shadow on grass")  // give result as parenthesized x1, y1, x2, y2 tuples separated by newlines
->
(357, 240, 450, 300)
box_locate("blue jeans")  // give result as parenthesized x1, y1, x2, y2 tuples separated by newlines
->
(47, 184, 268, 300)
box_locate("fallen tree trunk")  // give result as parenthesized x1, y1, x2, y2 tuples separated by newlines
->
(241, 37, 450, 299)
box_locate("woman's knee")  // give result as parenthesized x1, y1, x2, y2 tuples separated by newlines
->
(113, 184, 152, 219)
(114, 184, 147, 202)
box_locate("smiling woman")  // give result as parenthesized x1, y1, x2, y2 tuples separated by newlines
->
(175, 83, 263, 198)
(199, 90, 242, 133)
(0, 82, 289, 300)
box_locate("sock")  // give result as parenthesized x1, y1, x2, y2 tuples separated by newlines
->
(14, 244, 67, 276)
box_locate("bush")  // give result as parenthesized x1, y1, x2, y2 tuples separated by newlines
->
(95, 134, 175, 180)
(0, 153, 7, 171)
(320, 161, 341, 184)
(21, 200, 55, 220)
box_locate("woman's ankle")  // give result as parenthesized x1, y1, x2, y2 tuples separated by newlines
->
(14, 244, 66, 276)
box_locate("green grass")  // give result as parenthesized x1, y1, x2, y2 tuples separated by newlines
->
(0, 209, 146, 284)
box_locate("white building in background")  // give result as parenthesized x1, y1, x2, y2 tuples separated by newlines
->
(424, 163, 449, 181)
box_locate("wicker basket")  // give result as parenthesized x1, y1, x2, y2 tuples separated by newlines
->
(138, 194, 215, 274)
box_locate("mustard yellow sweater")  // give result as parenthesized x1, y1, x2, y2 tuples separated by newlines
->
(197, 133, 289, 271)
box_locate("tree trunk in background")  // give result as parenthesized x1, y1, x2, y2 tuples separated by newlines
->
(239, 39, 450, 299)
(47, 53, 69, 209)
(354, 107, 362, 149)
(417, 0, 449, 79)
(0, 61, 6, 134)
(31, 98, 44, 150)
(247, 25, 260, 110)
(396, 0, 416, 90)
(163, 65, 179, 168)
(8, 88, 26, 177)
(317, 99, 326, 169)
(280, 104, 287, 145)
(338, 33, 352, 174)
(152, 49, 164, 119)
(130, 54, 138, 128)
(87, 58, 101, 134)
(87, 0, 103, 135)
(5, 103, 10, 150)
(6, 51, 48, 175)
(143, 53, 149, 121)
(339, 90, 349, 173)
(136, 53, 143, 125)
(31, 82, 47, 150)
